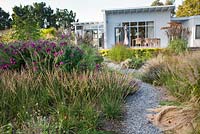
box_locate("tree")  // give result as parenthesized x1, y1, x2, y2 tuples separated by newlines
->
(165, 0, 174, 5)
(0, 7, 12, 30)
(32, 2, 54, 28)
(176, 0, 200, 17)
(54, 9, 77, 29)
(151, 0, 164, 6)
(12, 5, 40, 40)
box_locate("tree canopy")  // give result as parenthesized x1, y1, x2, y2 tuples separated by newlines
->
(176, 0, 200, 17)
(12, 5, 40, 40)
(11, 2, 77, 40)
(151, 0, 164, 6)
(0, 7, 12, 30)
(151, 0, 174, 6)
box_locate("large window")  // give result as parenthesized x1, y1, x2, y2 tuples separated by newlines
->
(196, 25, 200, 39)
(115, 21, 154, 46)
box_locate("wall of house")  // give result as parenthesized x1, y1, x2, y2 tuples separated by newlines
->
(104, 11, 171, 49)
(183, 16, 200, 47)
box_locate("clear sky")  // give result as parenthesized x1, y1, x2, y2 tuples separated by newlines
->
(0, 0, 183, 22)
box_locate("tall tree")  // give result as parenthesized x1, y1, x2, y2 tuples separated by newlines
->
(54, 9, 76, 29)
(32, 2, 54, 28)
(151, 0, 164, 6)
(165, 0, 174, 5)
(0, 7, 12, 30)
(176, 0, 200, 17)
(12, 5, 40, 40)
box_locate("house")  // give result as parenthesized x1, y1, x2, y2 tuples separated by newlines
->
(171, 16, 200, 47)
(73, 5, 200, 49)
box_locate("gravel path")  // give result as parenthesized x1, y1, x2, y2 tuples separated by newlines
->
(105, 61, 163, 134)
(121, 83, 162, 134)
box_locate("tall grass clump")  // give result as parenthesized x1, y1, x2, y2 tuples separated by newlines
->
(168, 39, 188, 54)
(142, 51, 200, 102)
(108, 44, 131, 62)
(0, 69, 137, 133)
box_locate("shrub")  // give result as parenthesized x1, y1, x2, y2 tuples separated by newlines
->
(61, 45, 84, 72)
(61, 44, 103, 72)
(168, 39, 188, 54)
(79, 44, 103, 71)
(0, 40, 66, 71)
(105, 46, 162, 63)
(128, 57, 144, 69)
(40, 27, 56, 39)
(109, 44, 131, 62)
(141, 54, 166, 84)
(0, 69, 137, 133)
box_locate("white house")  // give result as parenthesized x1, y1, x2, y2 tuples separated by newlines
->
(73, 5, 200, 49)
(171, 15, 200, 47)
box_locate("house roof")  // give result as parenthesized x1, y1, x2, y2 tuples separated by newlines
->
(72, 22, 103, 26)
(171, 15, 200, 22)
(102, 5, 175, 14)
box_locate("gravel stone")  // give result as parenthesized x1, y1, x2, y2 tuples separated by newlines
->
(121, 83, 162, 134)
(105, 61, 163, 134)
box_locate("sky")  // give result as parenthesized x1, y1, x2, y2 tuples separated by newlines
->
(0, 0, 183, 22)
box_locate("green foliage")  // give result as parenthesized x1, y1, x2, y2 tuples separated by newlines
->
(62, 45, 84, 72)
(176, 0, 200, 17)
(79, 44, 103, 71)
(40, 27, 56, 39)
(0, 7, 12, 30)
(151, 0, 164, 6)
(54, 8, 77, 29)
(168, 39, 188, 54)
(0, 70, 137, 133)
(141, 55, 165, 84)
(108, 45, 162, 69)
(128, 57, 144, 69)
(165, 0, 175, 5)
(142, 52, 200, 102)
(62, 44, 103, 72)
(108, 44, 131, 62)
(32, 2, 54, 28)
(12, 5, 40, 41)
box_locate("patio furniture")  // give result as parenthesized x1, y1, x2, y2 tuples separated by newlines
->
(135, 38, 142, 47)
(144, 38, 161, 47)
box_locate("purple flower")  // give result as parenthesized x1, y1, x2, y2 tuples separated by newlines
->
(59, 61, 64, 65)
(33, 66, 38, 72)
(61, 34, 65, 39)
(4, 48, 9, 53)
(32, 61, 37, 65)
(46, 48, 51, 54)
(95, 64, 100, 70)
(54, 52, 59, 57)
(12, 50, 18, 55)
(50, 42, 56, 48)
(60, 42, 67, 47)
(36, 46, 42, 51)
(10, 58, 16, 65)
(1, 64, 10, 70)
(59, 50, 64, 55)
(0, 43, 4, 48)
(55, 64, 59, 68)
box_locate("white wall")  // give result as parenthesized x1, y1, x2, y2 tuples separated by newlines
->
(182, 16, 200, 47)
(104, 11, 171, 49)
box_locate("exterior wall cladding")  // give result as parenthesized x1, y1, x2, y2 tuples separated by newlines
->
(182, 16, 200, 47)
(103, 11, 172, 49)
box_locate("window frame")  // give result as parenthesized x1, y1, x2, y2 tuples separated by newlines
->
(195, 25, 200, 39)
